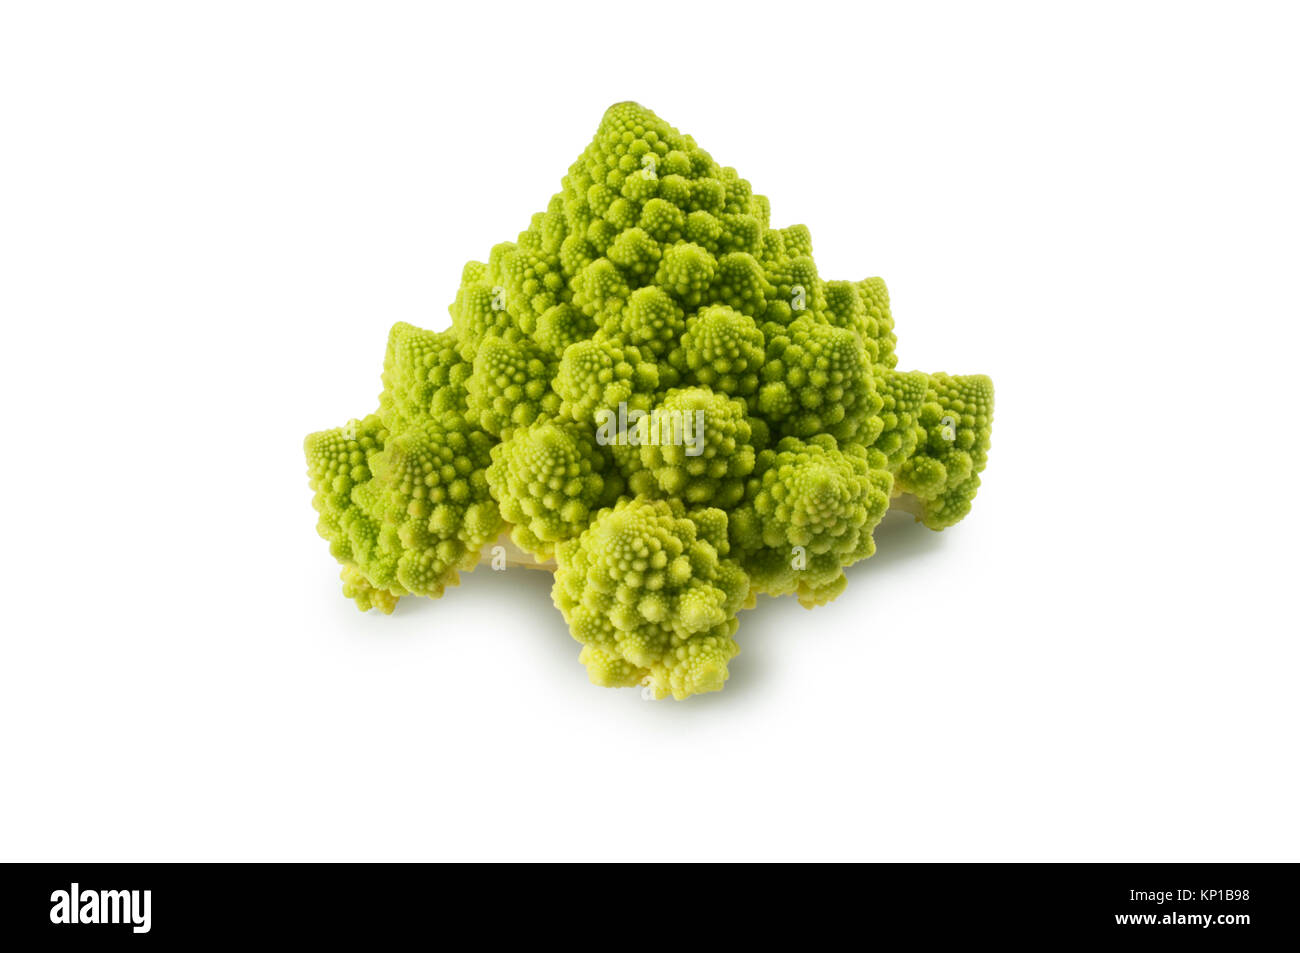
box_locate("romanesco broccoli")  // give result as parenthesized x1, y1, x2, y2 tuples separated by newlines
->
(304, 102, 995, 699)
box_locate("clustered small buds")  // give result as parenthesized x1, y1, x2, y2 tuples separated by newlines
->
(303, 102, 994, 700)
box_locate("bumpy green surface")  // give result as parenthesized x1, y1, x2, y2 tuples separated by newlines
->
(894, 372, 995, 529)
(304, 102, 995, 699)
(730, 435, 893, 608)
(486, 419, 622, 558)
(553, 498, 750, 700)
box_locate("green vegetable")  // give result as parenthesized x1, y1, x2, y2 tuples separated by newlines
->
(304, 102, 995, 699)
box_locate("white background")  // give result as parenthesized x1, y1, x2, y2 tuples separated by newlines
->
(2, 1, 1297, 861)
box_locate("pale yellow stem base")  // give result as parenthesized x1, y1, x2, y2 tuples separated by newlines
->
(476, 527, 557, 572)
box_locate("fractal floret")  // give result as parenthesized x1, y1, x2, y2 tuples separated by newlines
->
(304, 102, 995, 699)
